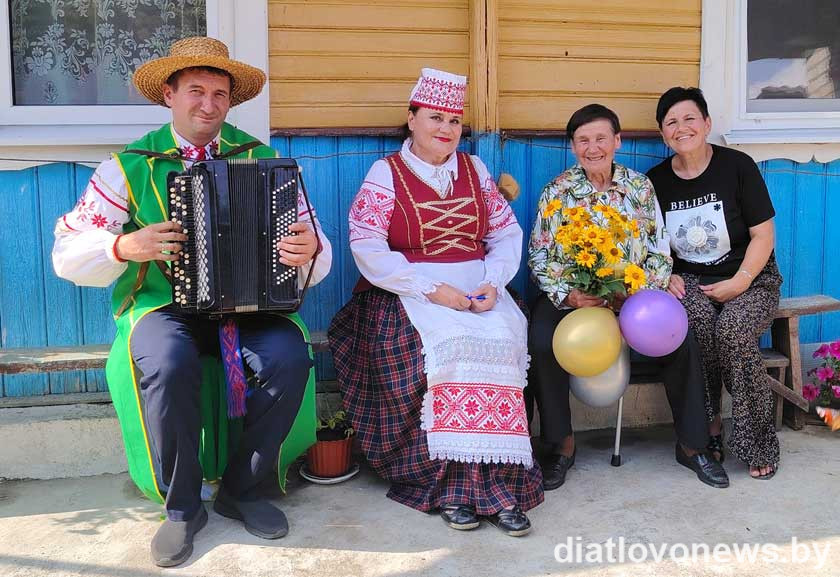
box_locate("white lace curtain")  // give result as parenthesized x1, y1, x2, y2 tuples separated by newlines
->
(11, 0, 206, 105)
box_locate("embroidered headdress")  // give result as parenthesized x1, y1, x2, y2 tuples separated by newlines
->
(133, 36, 266, 107)
(408, 68, 467, 115)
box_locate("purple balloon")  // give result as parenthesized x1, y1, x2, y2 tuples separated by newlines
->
(618, 289, 688, 357)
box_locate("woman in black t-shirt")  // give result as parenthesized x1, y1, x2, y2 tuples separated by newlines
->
(647, 87, 783, 480)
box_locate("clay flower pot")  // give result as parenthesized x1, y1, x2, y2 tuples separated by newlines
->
(306, 435, 354, 478)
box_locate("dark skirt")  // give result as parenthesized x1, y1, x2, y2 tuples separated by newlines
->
(328, 287, 543, 515)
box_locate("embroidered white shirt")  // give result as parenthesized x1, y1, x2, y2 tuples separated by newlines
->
(348, 139, 521, 301)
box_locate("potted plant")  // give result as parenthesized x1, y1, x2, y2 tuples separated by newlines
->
(802, 340, 840, 431)
(305, 409, 356, 478)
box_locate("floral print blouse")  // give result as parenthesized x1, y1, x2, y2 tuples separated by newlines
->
(528, 163, 672, 309)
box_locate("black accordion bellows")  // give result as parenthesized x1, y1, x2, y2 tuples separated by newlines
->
(167, 158, 305, 315)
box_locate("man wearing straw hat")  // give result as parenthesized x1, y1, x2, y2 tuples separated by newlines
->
(53, 36, 332, 566)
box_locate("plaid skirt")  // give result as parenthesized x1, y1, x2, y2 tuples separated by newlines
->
(328, 287, 543, 515)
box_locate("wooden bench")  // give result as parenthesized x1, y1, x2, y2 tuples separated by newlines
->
(630, 348, 794, 431)
(0, 331, 330, 409)
(769, 295, 840, 428)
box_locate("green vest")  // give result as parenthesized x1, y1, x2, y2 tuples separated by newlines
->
(105, 123, 316, 504)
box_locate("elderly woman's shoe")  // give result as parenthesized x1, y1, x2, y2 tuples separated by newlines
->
(440, 504, 480, 530)
(542, 450, 575, 490)
(675, 444, 729, 488)
(486, 506, 531, 537)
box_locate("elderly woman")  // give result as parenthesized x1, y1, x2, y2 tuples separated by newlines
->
(647, 87, 782, 480)
(329, 68, 542, 536)
(528, 104, 729, 490)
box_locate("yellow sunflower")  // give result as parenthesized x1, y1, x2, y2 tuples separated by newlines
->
(564, 206, 590, 223)
(602, 244, 623, 265)
(543, 199, 564, 218)
(624, 263, 646, 293)
(582, 226, 603, 246)
(575, 250, 597, 268)
(595, 267, 614, 278)
(611, 225, 628, 242)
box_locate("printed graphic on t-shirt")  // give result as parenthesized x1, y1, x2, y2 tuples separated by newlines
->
(665, 194, 731, 265)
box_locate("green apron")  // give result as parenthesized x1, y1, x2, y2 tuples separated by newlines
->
(105, 123, 316, 504)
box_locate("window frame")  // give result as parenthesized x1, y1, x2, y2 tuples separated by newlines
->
(700, 0, 840, 159)
(0, 0, 268, 148)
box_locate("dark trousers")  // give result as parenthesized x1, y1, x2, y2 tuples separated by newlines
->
(528, 293, 709, 451)
(130, 307, 312, 521)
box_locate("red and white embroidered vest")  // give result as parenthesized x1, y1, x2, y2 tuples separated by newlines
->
(353, 152, 489, 293)
(386, 151, 488, 263)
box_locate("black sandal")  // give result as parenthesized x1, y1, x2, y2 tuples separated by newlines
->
(750, 463, 778, 480)
(707, 434, 725, 463)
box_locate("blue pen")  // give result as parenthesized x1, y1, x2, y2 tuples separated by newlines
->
(467, 295, 487, 301)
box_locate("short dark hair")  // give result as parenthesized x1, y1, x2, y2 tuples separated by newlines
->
(655, 87, 709, 127)
(566, 104, 621, 140)
(165, 66, 234, 92)
(400, 104, 421, 140)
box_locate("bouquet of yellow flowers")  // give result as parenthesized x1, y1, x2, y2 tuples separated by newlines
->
(544, 202, 647, 299)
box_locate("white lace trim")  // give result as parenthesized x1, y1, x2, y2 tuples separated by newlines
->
(427, 449, 534, 468)
(423, 334, 529, 381)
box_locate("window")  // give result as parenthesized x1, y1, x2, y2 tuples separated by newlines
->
(0, 0, 268, 148)
(701, 0, 840, 157)
(11, 0, 207, 106)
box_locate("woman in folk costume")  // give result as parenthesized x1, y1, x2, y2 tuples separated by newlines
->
(329, 68, 543, 536)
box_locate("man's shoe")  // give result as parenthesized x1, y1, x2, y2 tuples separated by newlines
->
(486, 506, 532, 537)
(439, 503, 480, 530)
(707, 433, 725, 463)
(213, 489, 289, 539)
(151, 506, 208, 567)
(675, 444, 729, 488)
(542, 450, 575, 490)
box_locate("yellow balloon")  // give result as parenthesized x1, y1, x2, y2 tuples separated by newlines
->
(552, 307, 622, 377)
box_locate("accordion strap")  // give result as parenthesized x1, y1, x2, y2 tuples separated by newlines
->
(122, 141, 262, 162)
(215, 141, 262, 159)
(122, 149, 184, 161)
(114, 262, 149, 319)
(114, 260, 173, 319)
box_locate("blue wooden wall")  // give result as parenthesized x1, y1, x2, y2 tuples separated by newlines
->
(2, 134, 839, 396)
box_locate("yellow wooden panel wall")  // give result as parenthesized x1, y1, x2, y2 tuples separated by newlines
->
(268, 0, 470, 129)
(497, 0, 702, 131)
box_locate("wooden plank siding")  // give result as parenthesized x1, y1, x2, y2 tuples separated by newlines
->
(494, 0, 701, 130)
(268, 0, 471, 129)
(267, 1, 699, 131)
(0, 163, 114, 397)
(2, 137, 838, 395)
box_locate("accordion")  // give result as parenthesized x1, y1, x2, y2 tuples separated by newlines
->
(167, 158, 312, 316)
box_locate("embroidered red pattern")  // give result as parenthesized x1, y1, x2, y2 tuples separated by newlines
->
(410, 76, 466, 113)
(483, 180, 516, 233)
(349, 185, 395, 241)
(430, 383, 529, 435)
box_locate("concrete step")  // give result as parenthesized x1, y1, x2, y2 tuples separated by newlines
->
(1, 380, 698, 480)
(0, 403, 124, 480)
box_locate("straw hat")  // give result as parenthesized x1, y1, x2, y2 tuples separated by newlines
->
(133, 36, 266, 107)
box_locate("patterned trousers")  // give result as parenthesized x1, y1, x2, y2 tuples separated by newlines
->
(679, 257, 783, 467)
